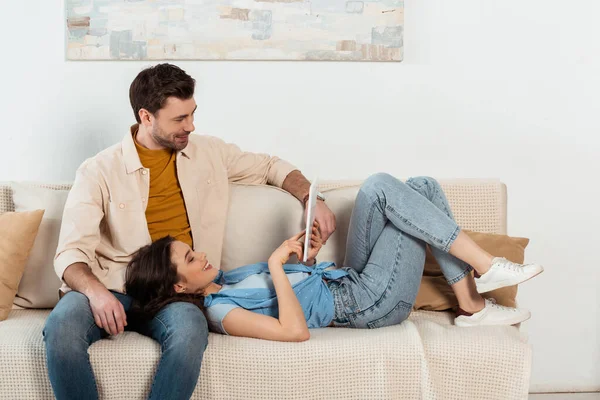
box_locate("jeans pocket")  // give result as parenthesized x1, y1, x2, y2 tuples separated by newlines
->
(366, 300, 412, 329)
(331, 319, 353, 328)
(330, 280, 361, 325)
(340, 281, 361, 315)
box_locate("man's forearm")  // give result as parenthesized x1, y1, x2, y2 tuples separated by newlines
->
(63, 262, 105, 298)
(281, 170, 311, 203)
(283, 170, 337, 243)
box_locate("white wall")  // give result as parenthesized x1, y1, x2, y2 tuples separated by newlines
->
(1, 0, 598, 393)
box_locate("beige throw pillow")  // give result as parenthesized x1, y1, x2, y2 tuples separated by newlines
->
(0, 210, 44, 320)
(11, 183, 69, 308)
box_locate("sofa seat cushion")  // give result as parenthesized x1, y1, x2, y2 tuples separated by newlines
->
(409, 312, 531, 399)
(0, 309, 530, 400)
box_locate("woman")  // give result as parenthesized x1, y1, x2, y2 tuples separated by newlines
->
(126, 174, 543, 342)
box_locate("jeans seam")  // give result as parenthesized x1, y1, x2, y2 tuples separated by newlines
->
(85, 360, 100, 400)
(152, 314, 170, 336)
(442, 226, 461, 253)
(84, 322, 99, 343)
(366, 300, 412, 329)
(364, 200, 377, 265)
(147, 315, 171, 399)
(385, 204, 447, 247)
(406, 177, 455, 237)
(78, 322, 100, 400)
(331, 283, 352, 326)
(446, 264, 473, 285)
(444, 226, 473, 285)
(340, 279, 361, 316)
(348, 225, 404, 320)
(429, 180, 452, 217)
(405, 177, 424, 190)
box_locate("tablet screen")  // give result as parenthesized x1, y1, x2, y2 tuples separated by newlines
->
(303, 180, 318, 262)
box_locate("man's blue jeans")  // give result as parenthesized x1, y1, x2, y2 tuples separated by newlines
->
(43, 290, 208, 400)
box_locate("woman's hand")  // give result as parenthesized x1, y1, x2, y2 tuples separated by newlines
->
(228, 230, 312, 342)
(305, 221, 323, 264)
(268, 231, 305, 266)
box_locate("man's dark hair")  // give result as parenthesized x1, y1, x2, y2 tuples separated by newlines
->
(129, 63, 196, 123)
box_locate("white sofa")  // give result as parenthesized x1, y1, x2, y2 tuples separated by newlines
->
(0, 179, 531, 400)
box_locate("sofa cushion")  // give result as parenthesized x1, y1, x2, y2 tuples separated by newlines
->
(221, 184, 302, 271)
(415, 231, 529, 310)
(10, 183, 69, 308)
(0, 210, 44, 320)
(0, 309, 531, 399)
(221, 184, 360, 271)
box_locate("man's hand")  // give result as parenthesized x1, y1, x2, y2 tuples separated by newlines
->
(88, 286, 127, 336)
(280, 170, 336, 242)
(63, 262, 127, 336)
(309, 200, 336, 244)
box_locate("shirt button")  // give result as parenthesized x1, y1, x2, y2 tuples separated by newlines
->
(207, 179, 211, 184)
(119, 203, 125, 209)
(142, 169, 148, 175)
(141, 198, 146, 203)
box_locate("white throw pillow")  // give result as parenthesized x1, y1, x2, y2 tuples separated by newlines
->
(221, 183, 360, 272)
(221, 184, 304, 271)
(10, 183, 70, 308)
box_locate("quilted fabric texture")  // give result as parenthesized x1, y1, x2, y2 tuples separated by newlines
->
(1, 179, 506, 234)
(0, 309, 530, 400)
(318, 178, 507, 234)
(0, 183, 72, 214)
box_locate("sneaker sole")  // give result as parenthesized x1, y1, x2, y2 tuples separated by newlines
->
(454, 311, 531, 327)
(476, 264, 544, 294)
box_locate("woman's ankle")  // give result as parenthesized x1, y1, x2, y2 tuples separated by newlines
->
(457, 296, 485, 314)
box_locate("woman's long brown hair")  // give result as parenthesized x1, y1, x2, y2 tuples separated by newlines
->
(125, 236, 204, 320)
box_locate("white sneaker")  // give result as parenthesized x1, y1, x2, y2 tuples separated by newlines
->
(475, 257, 544, 294)
(454, 299, 531, 327)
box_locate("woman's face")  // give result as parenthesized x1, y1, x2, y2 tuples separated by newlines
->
(170, 241, 219, 294)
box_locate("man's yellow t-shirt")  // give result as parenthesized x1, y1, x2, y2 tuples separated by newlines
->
(134, 137, 193, 247)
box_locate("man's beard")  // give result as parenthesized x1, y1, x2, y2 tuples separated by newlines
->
(151, 124, 188, 151)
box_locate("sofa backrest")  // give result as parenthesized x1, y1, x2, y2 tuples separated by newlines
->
(1, 179, 506, 272)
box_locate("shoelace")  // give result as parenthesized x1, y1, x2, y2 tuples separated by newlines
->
(486, 298, 517, 312)
(494, 258, 521, 272)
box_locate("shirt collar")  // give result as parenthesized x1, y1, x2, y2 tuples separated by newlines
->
(122, 124, 191, 174)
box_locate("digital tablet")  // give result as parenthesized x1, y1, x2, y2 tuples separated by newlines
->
(303, 179, 318, 263)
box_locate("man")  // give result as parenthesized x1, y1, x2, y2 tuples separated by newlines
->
(43, 63, 336, 400)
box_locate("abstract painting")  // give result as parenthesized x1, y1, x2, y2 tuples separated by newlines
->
(66, 0, 403, 61)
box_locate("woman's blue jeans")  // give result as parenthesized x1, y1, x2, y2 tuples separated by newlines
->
(329, 173, 472, 328)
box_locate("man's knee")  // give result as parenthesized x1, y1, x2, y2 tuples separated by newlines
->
(159, 303, 209, 354)
(44, 291, 97, 351)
